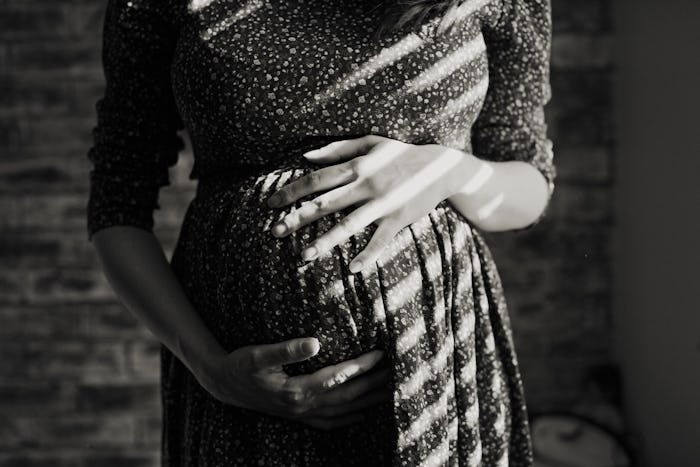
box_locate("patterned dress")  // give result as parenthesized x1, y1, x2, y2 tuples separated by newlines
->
(86, 0, 555, 465)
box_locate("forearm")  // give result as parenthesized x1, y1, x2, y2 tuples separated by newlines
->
(92, 226, 226, 377)
(446, 151, 550, 232)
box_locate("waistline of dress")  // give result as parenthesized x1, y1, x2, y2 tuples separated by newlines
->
(194, 165, 279, 199)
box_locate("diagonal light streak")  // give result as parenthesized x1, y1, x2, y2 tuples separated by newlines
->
(401, 34, 486, 94)
(454, 304, 475, 343)
(421, 435, 450, 467)
(396, 316, 427, 354)
(458, 351, 477, 386)
(423, 248, 445, 284)
(438, 0, 493, 34)
(370, 294, 387, 322)
(432, 74, 489, 124)
(468, 441, 483, 467)
(421, 249, 448, 323)
(476, 192, 504, 221)
(492, 393, 507, 436)
(397, 332, 453, 400)
(463, 398, 479, 427)
(312, 34, 425, 104)
(449, 411, 459, 438)
(449, 220, 470, 261)
(188, 0, 216, 12)
(398, 381, 454, 450)
(261, 170, 280, 193)
(200, 0, 264, 41)
(385, 268, 422, 311)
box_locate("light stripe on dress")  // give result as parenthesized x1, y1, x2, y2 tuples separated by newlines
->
(200, 0, 264, 41)
(313, 34, 425, 104)
(400, 34, 487, 94)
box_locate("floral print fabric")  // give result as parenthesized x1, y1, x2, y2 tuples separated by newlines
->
(86, 0, 555, 465)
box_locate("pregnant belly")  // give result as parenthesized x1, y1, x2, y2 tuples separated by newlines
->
(171, 158, 477, 378)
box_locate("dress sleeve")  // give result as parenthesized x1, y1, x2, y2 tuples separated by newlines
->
(470, 0, 556, 226)
(86, 0, 185, 241)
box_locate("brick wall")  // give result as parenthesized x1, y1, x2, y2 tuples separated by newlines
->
(0, 0, 614, 465)
(492, 0, 614, 410)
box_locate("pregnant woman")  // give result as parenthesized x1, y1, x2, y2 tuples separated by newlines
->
(87, 0, 556, 465)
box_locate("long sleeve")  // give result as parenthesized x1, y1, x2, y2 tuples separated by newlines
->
(470, 0, 556, 223)
(86, 0, 185, 241)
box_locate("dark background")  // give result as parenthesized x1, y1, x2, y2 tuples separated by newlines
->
(0, 0, 697, 466)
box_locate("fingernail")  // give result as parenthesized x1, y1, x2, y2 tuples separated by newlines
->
(267, 194, 281, 207)
(303, 149, 320, 158)
(349, 260, 363, 273)
(302, 338, 319, 355)
(302, 246, 318, 261)
(272, 221, 287, 237)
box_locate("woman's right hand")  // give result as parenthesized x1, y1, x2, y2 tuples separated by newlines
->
(92, 228, 390, 431)
(196, 337, 392, 430)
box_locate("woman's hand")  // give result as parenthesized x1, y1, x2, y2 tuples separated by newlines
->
(195, 336, 391, 430)
(266, 135, 477, 272)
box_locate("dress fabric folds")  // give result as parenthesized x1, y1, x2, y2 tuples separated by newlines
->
(86, 0, 556, 465)
(164, 161, 533, 465)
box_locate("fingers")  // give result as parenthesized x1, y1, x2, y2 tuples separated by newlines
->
(293, 386, 391, 431)
(248, 337, 320, 368)
(312, 366, 392, 408)
(301, 201, 383, 261)
(267, 162, 357, 208)
(304, 386, 391, 419)
(302, 135, 386, 164)
(348, 217, 403, 273)
(287, 349, 385, 394)
(271, 183, 367, 238)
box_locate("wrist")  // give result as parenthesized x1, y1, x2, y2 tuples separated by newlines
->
(444, 149, 506, 227)
(444, 149, 493, 199)
(176, 333, 228, 379)
(446, 153, 550, 231)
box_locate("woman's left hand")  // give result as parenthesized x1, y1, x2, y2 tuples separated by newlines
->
(266, 135, 475, 273)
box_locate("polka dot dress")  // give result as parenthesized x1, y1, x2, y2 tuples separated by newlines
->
(86, 0, 556, 465)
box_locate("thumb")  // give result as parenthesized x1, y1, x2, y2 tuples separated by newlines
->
(251, 337, 320, 368)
